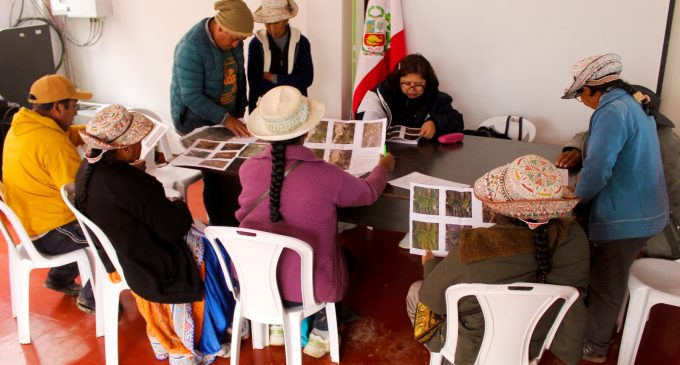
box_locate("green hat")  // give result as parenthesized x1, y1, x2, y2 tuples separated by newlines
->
(214, 0, 254, 38)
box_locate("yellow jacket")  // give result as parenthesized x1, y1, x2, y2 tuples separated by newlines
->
(2, 107, 84, 237)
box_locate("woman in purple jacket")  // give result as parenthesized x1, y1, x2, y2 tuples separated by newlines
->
(236, 86, 395, 358)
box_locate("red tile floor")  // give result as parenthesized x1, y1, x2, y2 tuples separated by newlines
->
(1, 181, 679, 364)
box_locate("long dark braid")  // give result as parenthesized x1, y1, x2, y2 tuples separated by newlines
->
(532, 223, 552, 283)
(589, 79, 656, 116)
(269, 137, 303, 222)
(75, 149, 113, 211)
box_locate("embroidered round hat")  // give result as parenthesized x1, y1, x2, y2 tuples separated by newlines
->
(214, 0, 254, 37)
(562, 53, 623, 99)
(79, 104, 153, 162)
(253, 0, 298, 23)
(27, 74, 92, 104)
(473, 154, 580, 229)
(247, 85, 325, 141)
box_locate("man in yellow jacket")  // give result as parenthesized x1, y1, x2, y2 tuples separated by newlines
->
(2, 74, 95, 313)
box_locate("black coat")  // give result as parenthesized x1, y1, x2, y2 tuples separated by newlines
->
(75, 159, 203, 304)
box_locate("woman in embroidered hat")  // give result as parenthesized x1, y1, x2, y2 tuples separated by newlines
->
(237, 86, 395, 358)
(561, 54, 669, 363)
(356, 53, 464, 139)
(247, 0, 313, 114)
(75, 105, 235, 363)
(406, 154, 589, 365)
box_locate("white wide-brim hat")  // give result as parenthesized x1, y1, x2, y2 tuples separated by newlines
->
(253, 0, 298, 23)
(247, 86, 325, 141)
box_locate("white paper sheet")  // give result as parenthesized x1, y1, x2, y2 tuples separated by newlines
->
(386, 125, 421, 144)
(389, 172, 470, 190)
(170, 138, 247, 171)
(303, 118, 387, 176)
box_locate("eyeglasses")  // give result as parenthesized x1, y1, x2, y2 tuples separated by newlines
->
(400, 81, 425, 91)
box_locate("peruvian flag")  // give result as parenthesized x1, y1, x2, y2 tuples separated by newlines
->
(352, 0, 407, 117)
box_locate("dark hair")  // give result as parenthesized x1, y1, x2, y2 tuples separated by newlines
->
(268, 135, 305, 222)
(33, 98, 72, 111)
(532, 224, 552, 283)
(383, 54, 440, 99)
(75, 149, 115, 211)
(584, 79, 656, 116)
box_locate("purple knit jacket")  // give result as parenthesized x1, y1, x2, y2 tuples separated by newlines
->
(237, 144, 389, 303)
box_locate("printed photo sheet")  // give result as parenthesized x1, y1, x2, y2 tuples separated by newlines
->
(170, 138, 247, 171)
(304, 118, 387, 176)
(409, 183, 502, 257)
(386, 125, 421, 145)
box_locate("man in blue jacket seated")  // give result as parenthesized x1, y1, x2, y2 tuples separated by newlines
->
(247, 0, 313, 114)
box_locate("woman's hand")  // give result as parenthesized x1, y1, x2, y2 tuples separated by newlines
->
(379, 153, 395, 172)
(421, 250, 434, 266)
(419, 120, 436, 139)
(224, 115, 251, 138)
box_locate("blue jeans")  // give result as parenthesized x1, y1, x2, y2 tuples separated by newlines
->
(32, 221, 94, 302)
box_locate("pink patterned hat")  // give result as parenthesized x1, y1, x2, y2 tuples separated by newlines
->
(79, 104, 153, 162)
(474, 154, 579, 229)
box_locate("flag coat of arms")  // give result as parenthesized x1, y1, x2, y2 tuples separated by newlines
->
(352, 0, 406, 117)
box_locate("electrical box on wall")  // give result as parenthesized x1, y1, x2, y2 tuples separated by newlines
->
(50, 0, 113, 18)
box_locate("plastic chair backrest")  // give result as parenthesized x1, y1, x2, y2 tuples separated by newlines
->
(478, 116, 537, 142)
(204, 226, 319, 324)
(0, 200, 53, 263)
(60, 183, 128, 284)
(441, 283, 579, 365)
(128, 108, 173, 163)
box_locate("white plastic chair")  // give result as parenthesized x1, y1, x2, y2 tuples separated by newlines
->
(478, 116, 537, 142)
(0, 199, 93, 344)
(430, 283, 579, 365)
(204, 226, 340, 365)
(60, 183, 129, 365)
(617, 258, 680, 365)
(129, 108, 202, 201)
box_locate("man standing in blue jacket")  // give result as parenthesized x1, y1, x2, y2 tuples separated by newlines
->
(247, 0, 313, 113)
(171, 0, 254, 226)
(171, 0, 253, 136)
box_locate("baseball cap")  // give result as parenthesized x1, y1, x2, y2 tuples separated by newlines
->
(27, 74, 93, 104)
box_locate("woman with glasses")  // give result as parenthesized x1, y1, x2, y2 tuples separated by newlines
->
(356, 54, 464, 139)
(561, 53, 668, 363)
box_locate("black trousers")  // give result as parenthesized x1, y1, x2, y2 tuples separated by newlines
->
(202, 171, 242, 226)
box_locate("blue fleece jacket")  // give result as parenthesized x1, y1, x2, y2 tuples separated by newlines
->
(576, 88, 668, 241)
(170, 18, 247, 135)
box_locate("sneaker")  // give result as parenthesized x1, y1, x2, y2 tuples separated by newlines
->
(337, 222, 357, 233)
(582, 342, 607, 363)
(76, 296, 96, 314)
(216, 343, 231, 358)
(398, 235, 410, 249)
(269, 325, 284, 346)
(44, 279, 81, 296)
(303, 330, 330, 359)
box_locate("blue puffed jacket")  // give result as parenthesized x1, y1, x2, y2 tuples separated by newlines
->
(576, 88, 668, 241)
(170, 18, 248, 135)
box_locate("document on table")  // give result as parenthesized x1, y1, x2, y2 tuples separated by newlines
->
(170, 138, 247, 171)
(386, 125, 421, 144)
(303, 118, 387, 176)
(389, 172, 470, 190)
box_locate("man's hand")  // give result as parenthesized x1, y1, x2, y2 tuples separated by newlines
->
(421, 250, 434, 266)
(224, 115, 251, 138)
(419, 120, 436, 139)
(130, 159, 146, 171)
(556, 149, 582, 168)
(379, 153, 395, 172)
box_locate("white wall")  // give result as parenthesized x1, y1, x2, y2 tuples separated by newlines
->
(661, 2, 680, 136)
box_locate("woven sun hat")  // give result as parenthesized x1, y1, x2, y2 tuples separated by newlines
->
(79, 104, 153, 163)
(562, 53, 623, 99)
(253, 0, 298, 23)
(473, 154, 580, 229)
(214, 0, 254, 38)
(247, 85, 325, 141)
(27, 74, 92, 104)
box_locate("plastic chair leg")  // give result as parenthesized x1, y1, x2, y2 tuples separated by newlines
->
(230, 305, 242, 365)
(8, 257, 17, 318)
(283, 311, 303, 365)
(104, 283, 121, 365)
(616, 289, 629, 333)
(429, 352, 444, 365)
(251, 320, 268, 349)
(617, 288, 651, 365)
(16, 265, 31, 344)
(94, 269, 105, 337)
(326, 303, 340, 363)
